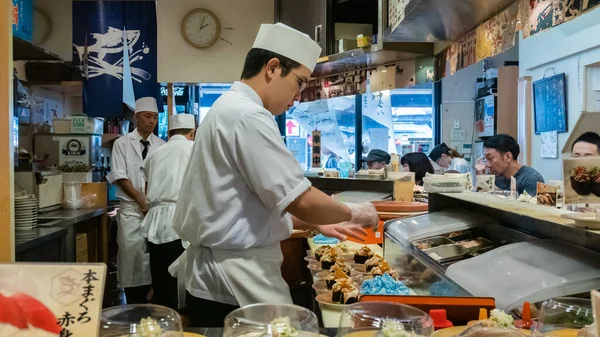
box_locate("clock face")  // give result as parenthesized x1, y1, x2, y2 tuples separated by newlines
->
(181, 9, 221, 48)
(32, 8, 51, 44)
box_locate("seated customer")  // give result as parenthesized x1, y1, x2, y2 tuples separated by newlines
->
(401, 152, 435, 186)
(429, 142, 471, 174)
(572, 132, 600, 157)
(476, 134, 544, 196)
(362, 149, 391, 170)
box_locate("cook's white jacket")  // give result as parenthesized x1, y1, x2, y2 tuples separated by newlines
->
(141, 134, 194, 244)
(172, 81, 311, 306)
(107, 129, 165, 288)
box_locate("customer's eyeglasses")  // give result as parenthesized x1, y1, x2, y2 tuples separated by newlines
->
(281, 65, 308, 92)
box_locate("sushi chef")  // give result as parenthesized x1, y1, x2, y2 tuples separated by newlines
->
(108, 97, 165, 304)
(171, 23, 378, 326)
(140, 113, 195, 310)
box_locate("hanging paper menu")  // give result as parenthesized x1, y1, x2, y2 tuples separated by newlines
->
(312, 130, 321, 168)
(0, 263, 106, 336)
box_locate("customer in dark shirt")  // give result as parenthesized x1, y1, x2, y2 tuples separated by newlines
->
(476, 134, 544, 196)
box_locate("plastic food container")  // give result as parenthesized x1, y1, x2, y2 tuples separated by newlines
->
(412, 236, 454, 249)
(424, 244, 470, 264)
(455, 237, 494, 252)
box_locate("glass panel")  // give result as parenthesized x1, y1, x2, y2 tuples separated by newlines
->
(384, 235, 469, 297)
(362, 86, 434, 162)
(286, 95, 356, 172)
(199, 83, 232, 123)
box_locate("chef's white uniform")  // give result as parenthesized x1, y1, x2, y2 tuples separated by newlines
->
(140, 134, 194, 245)
(108, 129, 165, 288)
(172, 81, 311, 306)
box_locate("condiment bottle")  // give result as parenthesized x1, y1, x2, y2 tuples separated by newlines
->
(514, 302, 532, 329)
(429, 309, 453, 330)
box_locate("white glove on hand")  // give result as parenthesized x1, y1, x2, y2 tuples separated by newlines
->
(346, 202, 379, 230)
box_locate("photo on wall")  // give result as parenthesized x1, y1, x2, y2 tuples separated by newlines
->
(563, 157, 600, 205)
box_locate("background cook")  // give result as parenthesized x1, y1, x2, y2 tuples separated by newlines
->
(107, 97, 165, 304)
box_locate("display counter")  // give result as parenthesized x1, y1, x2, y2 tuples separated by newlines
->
(306, 192, 600, 327)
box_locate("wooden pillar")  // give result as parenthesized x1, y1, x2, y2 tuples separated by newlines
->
(1, 0, 15, 261)
(166, 83, 175, 132)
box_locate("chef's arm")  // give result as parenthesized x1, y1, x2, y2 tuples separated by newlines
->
(291, 216, 368, 242)
(286, 187, 352, 225)
(116, 179, 145, 205)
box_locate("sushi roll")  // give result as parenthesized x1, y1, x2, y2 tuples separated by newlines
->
(570, 166, 593, 195)
(320, 251, 337, 270)
(354, 246, 372, 264)
(370, 260, 399, 280)
(365, 254, 383, 272)
(331, 279, 358, 304)
(326, 265, 349, 289)
(331, 261, 351, 275)
(314, 245, 331, 261)
(592, 167, 600, 197)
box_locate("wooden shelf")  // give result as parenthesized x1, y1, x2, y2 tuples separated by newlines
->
(13, 36, 63, 61)
(102, 134, 121, 149)
(28, 81, 82, 96)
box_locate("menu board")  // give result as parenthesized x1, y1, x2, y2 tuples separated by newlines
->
(0, 263, 106, 336)
(533, 73, 567, 134)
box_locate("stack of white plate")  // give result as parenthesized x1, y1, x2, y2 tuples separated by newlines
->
(14, 194, 38, 231)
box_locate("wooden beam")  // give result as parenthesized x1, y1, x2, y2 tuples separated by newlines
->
(1, 0, 15, 261)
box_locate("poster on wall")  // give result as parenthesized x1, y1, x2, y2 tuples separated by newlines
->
(582, 0, 600, 12)
(563, 157, 600, 205)
(475, 95, 496, 137)
(11, 0, 32, 41)
(533, 73, 568, 134)
(541, 131, 559, 158)
(475, 2, 519, 62)
(521, 0, 553, 39)
(415, 57, 436, 84)
(458, 30, 477, 71)
(553, 0, 582, 25)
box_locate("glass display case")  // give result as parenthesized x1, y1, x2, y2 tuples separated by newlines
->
(382, 205, 600, 310)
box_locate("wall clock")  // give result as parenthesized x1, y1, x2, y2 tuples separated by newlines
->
(181, 9, 221, 48)
(32, 8, 52, 45)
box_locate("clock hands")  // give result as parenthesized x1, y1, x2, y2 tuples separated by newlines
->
(198, 15, 206, 32)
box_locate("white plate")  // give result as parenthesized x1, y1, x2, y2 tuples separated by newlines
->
(315, 293, 355, 310)
(561, 213, 600, 229)
(15, 217, 36, 222)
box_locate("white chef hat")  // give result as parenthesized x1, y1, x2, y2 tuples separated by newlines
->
(252, 23, 322, 72)
(134, 97, 159, 114)
(168, 114, 195, 131)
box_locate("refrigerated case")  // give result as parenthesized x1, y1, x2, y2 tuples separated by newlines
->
(382, 193, 600, 311)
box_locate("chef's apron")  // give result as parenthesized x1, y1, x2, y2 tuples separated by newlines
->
(170, 243, 292, 308)
(117, 201, 152, 288)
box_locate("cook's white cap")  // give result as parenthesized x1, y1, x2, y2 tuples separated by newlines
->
(169, 114, 195, 131)
(134, 97, 159, 114)
(252, 23, 322, 72)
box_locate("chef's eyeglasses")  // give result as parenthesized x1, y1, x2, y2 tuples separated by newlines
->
(280, 65, 308, 92)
